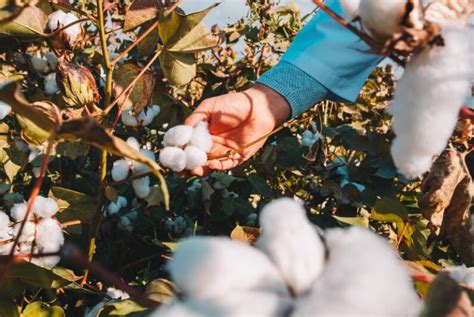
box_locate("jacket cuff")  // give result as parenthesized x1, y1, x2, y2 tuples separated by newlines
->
(257, 61, 330, 118)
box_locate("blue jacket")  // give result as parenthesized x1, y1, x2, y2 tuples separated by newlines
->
(257, 0, 383, 117)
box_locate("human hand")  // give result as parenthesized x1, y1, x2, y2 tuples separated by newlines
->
(184, 83, 291, 175)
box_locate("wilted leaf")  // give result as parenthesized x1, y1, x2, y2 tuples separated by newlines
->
(113, 63, 156, 113)
(230, 225, 261, 244)
(420, 148, 473, 265)
(23, 302, 65, 317)
(146, 278, 176, 304)
(104, 185, 118, 203)
(17, 114, 51, 145)
(371, 197, 408, 223)
(419, 272, 473, 317)
(159, 51, 196, 86)
(0, 5, 47, 37)
(123, 0, 160, 32)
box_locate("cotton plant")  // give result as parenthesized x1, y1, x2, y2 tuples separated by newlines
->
(0, 196, 64, 268)
(28, 52, 58, 74)
(152, 198, 421, 316)
(84, 287, 130, 317)
(159, 122, 213, 172)
(111, 137, 156, 199)
(105, 196, 128, 217)
(121, 105, 161, 127)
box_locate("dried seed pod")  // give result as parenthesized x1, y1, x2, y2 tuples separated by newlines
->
(56, 62, 100, 108)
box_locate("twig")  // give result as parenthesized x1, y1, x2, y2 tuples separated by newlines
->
(61, 220, 83, 228)
(311, 0, 405, 67)
(110, 20, 159, 66)
(103, 48, 163, 115)
(0, 133, 57, 283)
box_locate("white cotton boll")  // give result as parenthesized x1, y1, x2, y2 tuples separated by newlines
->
(10, 202, 32, 221)
(62, 13, 81, 43)
(106, 201, 121, 216)
(159, 147, 186, 172)
(33, 253, 61, 268)
(168, 236, 288, 298)
(0, 101, 12, 120)
(106, 287, 130, 300)
(255, 198, 325, 296)
(151, 105, 161, 116)
(184, 145, 207, 170)
(133, 149, 155, 175)
(29, 55, 48, 73)
(48, 10, 68, 31)
(44, 73, 58, 95)
(132, 176, 151, 199)
(339, 0, 360, 20)
(36, 218, 64, 251)
(137, 108, 156, 126)
(111, 159, 130, 181)
(117, 196, 128, 208)
(153, 292, 293, 317)
(121, 110, 139, 127)
(13, 221, 36, 243)
(0, 212, 10, 231)
(359, 0, 417, 40)
(190, 122, 213, 153)
(0, 241, 13, 255)
(163, 125, 194, 147)
(389, 27, 472, 179)
(126, 137, 140, 152)
(32, 196, 59, 218)
(293, 227, 421, 317)
(44, 52, 58, 70)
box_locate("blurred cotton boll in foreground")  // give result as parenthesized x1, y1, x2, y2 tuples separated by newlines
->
(167, 237, 289, 298)
(339, 0, 360, 20)
(293, 227, 421, 317)
(256, 198, 325, 296)
(389, 27, 472, 178)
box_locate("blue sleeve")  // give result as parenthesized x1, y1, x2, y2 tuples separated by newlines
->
(257, 0, 383, 118)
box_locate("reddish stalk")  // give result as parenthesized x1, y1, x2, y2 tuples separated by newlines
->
(0, 133, 57, 283)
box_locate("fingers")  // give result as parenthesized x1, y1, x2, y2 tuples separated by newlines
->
(207, 157, 242, 171)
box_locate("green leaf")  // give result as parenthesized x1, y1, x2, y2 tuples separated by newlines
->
(23, 302, 65, 317)
(159, 51, 196, 86)
(247, 174, 273, 197)
(0, 6, 47, 38)
(0, 296, 19, 317)
(49, 187, 96, 234)
(3, 262, 71, 289)
(333, 215, 369, 228)
(99, 299, 147, 316)
(145, 278, 176, 304)
(137, 22, 159, 57)
(211, 172, 240, 187)
(145, 185, 163, 207)
(371, 197, 408, 223)
(123, 0, 160, 32)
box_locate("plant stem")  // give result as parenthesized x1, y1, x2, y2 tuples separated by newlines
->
(96, 0, 113, 105)
(0, 133, 56, 283)
(81, 149, 108, 285)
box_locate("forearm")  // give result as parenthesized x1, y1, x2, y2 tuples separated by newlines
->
(257, 0, 384, 118)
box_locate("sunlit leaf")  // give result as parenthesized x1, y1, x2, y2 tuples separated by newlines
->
(23, 302, 65, 317)
(123, 0, 160, 32)
(230, 225, 261, 244)
(159, 51, 195, 86)
(371, 197, 408, 223)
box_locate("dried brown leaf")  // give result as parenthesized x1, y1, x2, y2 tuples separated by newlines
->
(123, 0, 160, 32)
(230, 225, 261, 245)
